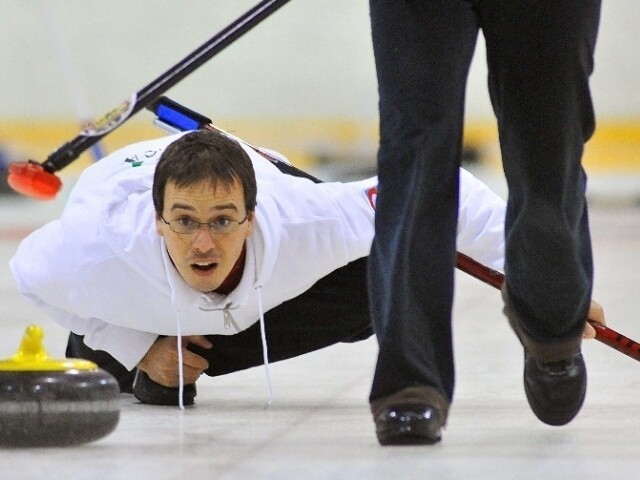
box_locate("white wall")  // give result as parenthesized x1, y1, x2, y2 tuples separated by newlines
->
(1, 1, 376, 120)
(1, 0, 638, 122)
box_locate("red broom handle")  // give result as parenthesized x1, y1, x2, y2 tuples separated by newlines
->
(456, 252, 640, 363)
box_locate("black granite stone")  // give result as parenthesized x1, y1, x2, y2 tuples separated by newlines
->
(0, 369, 120, 447)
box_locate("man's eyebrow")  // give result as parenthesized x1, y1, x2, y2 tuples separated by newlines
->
(210, 203, 239, 213)
(169, 202, 239, 212)
(169, 202, 195, 212)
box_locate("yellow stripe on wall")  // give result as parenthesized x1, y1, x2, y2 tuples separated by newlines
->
(0, 118, 378, 175)
(464, 120, 640, 173)
(2, 118, 640, 175)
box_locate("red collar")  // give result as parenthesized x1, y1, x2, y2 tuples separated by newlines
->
(214, 245, 246, 295)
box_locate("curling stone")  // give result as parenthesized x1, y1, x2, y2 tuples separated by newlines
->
(0, 325, 120, 447)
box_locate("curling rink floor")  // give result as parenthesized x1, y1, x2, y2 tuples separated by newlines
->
(1, 175, 640, 480)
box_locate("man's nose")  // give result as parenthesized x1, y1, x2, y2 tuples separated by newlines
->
(191, 226, 217, 251)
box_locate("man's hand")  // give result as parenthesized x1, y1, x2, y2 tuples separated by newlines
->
(583, 300, 606, 340)
(137, 336, 213, 387)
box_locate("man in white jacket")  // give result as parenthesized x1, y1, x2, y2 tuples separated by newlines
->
(9, 129, 601, 406)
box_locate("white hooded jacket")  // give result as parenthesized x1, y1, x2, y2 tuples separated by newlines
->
(10, 132, 505, 371)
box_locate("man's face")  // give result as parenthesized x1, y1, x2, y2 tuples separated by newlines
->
(156, 178, 254, 293)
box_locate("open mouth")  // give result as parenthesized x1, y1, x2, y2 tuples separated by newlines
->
(191, 262, 216, 272)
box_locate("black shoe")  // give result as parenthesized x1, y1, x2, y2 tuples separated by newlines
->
(524, 352, 587, 426)
(132, 370, 197, 406)
(503, 286, 587, 426)
(374, 403, 444, 446)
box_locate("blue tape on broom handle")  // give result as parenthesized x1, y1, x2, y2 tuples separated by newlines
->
(155, 103, 201, 131)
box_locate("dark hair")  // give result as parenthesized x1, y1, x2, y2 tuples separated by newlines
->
(152, 130, 257, 215)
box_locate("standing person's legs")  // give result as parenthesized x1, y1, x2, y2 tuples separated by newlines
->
(481, 0, 601, 425)
(367, 0, 478, 444)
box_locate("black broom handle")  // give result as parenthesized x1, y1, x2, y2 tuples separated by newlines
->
(40, 0, 292, 174)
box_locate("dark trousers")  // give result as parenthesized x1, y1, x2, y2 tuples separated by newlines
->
(67, 258, 373, 391)
(368, 0, 600, 403)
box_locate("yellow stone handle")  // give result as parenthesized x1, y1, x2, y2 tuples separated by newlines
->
(0, 325, 97, 371)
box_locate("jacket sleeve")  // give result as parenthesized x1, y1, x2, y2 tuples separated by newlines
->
(456, 168, 506, 271)
(10, 223, 158, 370)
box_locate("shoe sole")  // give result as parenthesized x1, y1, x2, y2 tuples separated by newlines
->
(378, 432, 442, 446)
(377, 420, 442, 446)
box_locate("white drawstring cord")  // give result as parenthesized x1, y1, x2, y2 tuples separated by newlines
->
(161, 240, 186, 410)
(175, 316, 185, 411)
(256, 286, 274, 405)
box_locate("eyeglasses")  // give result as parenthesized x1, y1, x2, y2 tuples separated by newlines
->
(160, 213, 249, 235)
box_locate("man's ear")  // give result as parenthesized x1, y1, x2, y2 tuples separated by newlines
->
(155, 212, 164, 237)
(245, 210, 256, 236)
